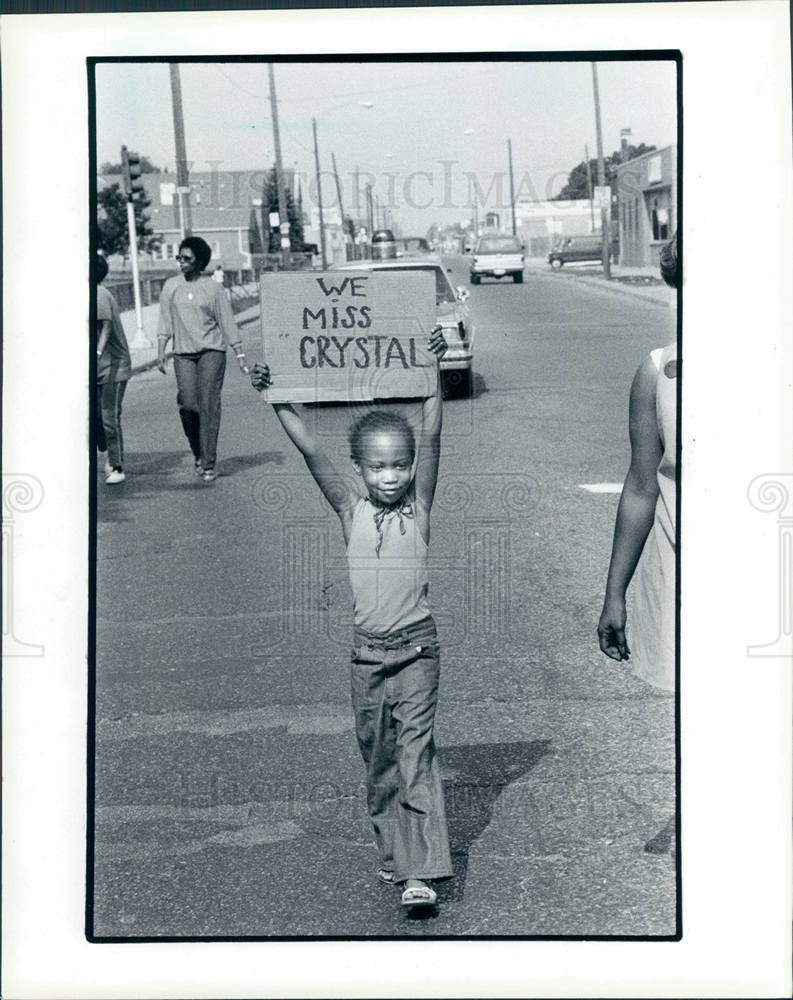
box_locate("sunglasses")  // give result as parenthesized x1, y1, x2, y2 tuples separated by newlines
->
(176, 254, 196, 263)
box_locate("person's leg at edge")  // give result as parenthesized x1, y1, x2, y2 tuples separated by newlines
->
(96, 382, 108, 460)
(173, 354, 202, 466)
(100, 379, 127, 471)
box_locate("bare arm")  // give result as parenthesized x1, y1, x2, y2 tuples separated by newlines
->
(598, 355, 663, 661)
(250, 364, 356, 521)
(96, 319, 111, 357)
(156, 283, 173, 373)
(413, 326, 446, 516)
(275, 403, 357, 522)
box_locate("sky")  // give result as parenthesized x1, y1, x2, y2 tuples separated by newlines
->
(96, 58, 677, 234)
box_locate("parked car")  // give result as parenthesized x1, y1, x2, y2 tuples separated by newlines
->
(335, 257, 475, 396)
(547, 233, 619, 269)
(470, 234, 525, 284)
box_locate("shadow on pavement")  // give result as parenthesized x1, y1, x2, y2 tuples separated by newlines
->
(644, 813, 675, 855)
(96, 450, 288, 523)
(436, 739, 551, 905)
(219, 451, 287, 476)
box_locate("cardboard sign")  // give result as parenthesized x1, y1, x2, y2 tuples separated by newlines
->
(259, 270, 436, 402)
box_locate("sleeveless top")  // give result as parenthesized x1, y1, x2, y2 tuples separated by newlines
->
(346, 494, 431, 632)
(630, 343, 677, 691)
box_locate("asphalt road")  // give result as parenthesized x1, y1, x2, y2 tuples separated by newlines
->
(93, 259, 677, 938)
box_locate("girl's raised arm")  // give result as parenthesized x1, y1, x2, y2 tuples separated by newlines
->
(413, 327, 446, 515)
(250, 364, 356, 521)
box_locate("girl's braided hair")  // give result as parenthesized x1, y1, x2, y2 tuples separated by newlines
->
(349, 409, 415, 462)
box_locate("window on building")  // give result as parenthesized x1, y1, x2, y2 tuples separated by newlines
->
(634, 198, 640, 236)
(651, 198, 670, 241)
(657, 206, 670, 241)
(648, 155, 662, 184)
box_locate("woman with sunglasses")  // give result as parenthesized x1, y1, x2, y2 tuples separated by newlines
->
(156, 236, 249, 482)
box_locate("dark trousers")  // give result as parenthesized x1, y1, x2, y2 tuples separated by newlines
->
(173, 350, 226, 470)
(97, 379, 127, 470)
(351, 616, 453, 883)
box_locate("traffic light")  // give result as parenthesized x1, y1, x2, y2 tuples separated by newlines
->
(121, 146, 145, 202)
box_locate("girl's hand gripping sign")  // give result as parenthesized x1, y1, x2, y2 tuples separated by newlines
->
(259, 270, 436, 402)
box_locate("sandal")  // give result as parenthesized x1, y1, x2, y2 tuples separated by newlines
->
(401, 884, 437, 908)
(377, 869, 395, 884)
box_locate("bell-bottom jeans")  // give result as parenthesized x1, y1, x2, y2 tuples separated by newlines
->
(350, 615, 453, 884)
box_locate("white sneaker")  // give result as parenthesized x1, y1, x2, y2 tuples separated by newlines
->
(105, 468, 126, 484)
(99, 451, 112, 475)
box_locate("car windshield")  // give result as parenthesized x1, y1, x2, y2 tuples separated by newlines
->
(370, 266, 455, 305)
(400, 238, 430, 252)
(476, 237, 522, 253)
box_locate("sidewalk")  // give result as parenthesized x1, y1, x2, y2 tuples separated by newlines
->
(525, 256, 674, 307)
(120, 294, 262, 376)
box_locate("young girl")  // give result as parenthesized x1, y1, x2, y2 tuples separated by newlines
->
(250, 326, 453, 909)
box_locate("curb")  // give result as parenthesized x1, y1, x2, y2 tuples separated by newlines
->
(527, 266, 671, 307)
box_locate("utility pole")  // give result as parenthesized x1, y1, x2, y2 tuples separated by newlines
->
(120, 146, 149, 348)
(331, 152, 351, 261)
(366, 184, 374, 238)
(312, 117, 328, 269)
(620, 127, 632, 163)
(591, 62, 611, 279)
(268, 63, 290, 265)
(585, 144, 595, 232)
(507, 138, 517, 236)
(169, 64, 192, 239)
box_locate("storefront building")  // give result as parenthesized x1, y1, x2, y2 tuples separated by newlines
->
(615, 145, 677, 267)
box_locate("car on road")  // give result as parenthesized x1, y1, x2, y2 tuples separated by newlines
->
(336, 256, 475, 395)
(395, 236, 432, 257)
(547, 233, 618, 269)
(470, 234, 525, 284)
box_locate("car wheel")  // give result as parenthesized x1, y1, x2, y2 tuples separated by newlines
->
(457, 368, 472, 395)
(470, 274, 480, 285)
(513, 272, 524, 283)
(443, 368, 472, 398)
(550, 258, 563, 270)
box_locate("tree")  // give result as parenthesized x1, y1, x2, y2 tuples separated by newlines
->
(99, 156, 162, 175)
(261, 167, 305, 253)
(97, 182, 161, 257)
(553, 143, 657, 201)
